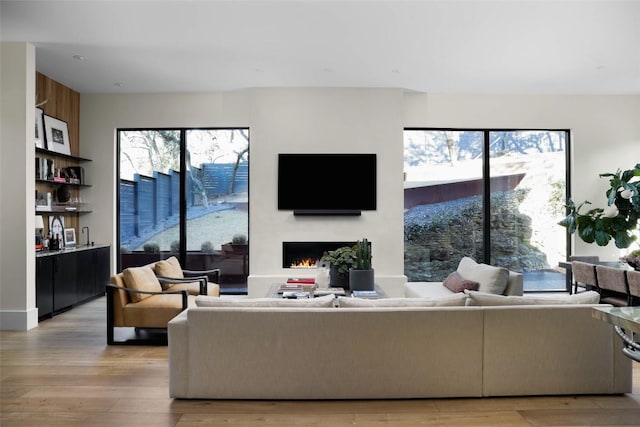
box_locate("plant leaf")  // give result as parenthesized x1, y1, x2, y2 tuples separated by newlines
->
(594, 230, 611, 246)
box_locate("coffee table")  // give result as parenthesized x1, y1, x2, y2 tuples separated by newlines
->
(266, 283, 386, 299)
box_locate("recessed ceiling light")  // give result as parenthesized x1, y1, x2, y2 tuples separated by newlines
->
(72, 54, 85, 61)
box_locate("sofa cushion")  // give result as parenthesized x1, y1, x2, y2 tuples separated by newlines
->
(457, 257, 509, 295)
(154, 256, 184, 279)
(122, 266, 163, 303)
(464, 290, 601, 306)
(443, 271, 480, 293)
(195, 294, 336, 308)
(337, 293, 468, 307)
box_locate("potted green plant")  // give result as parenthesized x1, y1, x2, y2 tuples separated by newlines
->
(232, 234, 247, 245)
(349, 238, 374, 291)
(222, 234, 248, 255)
(559, 164, 640, 248)
(320, 245, 356, 289)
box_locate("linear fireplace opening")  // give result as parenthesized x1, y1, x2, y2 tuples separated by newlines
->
(282, 241, 357, 269)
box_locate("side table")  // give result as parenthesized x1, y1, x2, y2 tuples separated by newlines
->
(592, 306, 640, 362)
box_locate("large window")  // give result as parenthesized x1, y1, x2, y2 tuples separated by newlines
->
(118, 128, 249, 293)
(404, 129, 568, 292)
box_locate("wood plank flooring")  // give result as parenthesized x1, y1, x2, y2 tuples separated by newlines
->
(2, 297, 640, 426)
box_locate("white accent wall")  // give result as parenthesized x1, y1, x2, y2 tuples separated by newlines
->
(81, 90, 639, 298)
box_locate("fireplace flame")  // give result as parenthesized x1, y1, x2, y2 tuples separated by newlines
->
(290, 258, 318, 268)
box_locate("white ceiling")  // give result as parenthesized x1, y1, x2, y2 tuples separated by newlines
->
(1, 0, 639, 95)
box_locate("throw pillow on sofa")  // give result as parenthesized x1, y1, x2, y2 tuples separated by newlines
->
(464, 290, 601, 306)
(337, 293, 468, 307)
(195, 294, 336, 308)
(122, 266, 163, 303)
(457, 257, 509, 295)
(442, 271, 479, 293)
(154, 256, 184, 279)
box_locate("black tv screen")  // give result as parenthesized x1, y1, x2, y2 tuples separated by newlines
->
(278, 153, 377, 214)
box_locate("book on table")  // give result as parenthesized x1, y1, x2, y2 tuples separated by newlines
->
(313, 287, 346, 296)
(351, 290, 382, 299)
(286, 277, 315, 284)
(281, 291, 311, 299)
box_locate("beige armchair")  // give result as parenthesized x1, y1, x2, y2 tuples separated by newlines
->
(107, 265, 196, 345)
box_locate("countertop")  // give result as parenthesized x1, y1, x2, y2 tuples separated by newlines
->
(36, 244, 110, 257)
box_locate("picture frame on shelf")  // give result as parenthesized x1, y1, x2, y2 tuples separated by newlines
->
(35, 108, 45, 149)
(64, 228, 77, 247)
(49, 215, 64, 239)
(43, 114, 70, 155)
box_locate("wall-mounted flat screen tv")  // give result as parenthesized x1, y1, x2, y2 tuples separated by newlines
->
(278, 153, 377, 215)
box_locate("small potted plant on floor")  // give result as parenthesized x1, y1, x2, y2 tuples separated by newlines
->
(349, 238, 374, 291)
(320, 245, 356, 289)
(222, 234, 248, 255)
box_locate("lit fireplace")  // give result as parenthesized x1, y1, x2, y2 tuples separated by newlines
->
(290, 258, 318, 268)
(282, 241, 357, 269)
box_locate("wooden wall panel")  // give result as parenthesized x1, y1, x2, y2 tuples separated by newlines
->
(35, 72, 82, 239)
(36, 72, 80, 156)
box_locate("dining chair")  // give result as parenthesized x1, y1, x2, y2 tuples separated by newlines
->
(595, 265, 630, 306)
(626, 269, 640, 306)
(571, 261, 598, 295)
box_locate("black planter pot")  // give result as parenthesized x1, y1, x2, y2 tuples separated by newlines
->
(329, 266, 350, 289)
(349, 269, 375, 291)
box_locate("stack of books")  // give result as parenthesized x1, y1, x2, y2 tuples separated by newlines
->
(277, 282, 315, 295)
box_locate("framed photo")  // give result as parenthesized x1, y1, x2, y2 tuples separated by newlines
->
(63, 228, 77, 247)
(43, 115, 70, 155)
(49, 215, 64, 239)
(35, 108, 45, 148)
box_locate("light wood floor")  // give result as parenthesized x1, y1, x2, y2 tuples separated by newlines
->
(2, 298, 640, 427)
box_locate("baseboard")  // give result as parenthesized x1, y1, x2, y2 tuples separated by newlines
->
(0, 308, 39, 331)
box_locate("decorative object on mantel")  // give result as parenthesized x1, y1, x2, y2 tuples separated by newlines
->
(320, 245, 356, 289)
(622, 249, 640, 271)
(559, 163, 640, 248)
(349, 238, 374, 291)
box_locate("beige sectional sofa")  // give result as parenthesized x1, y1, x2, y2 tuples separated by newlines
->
(168, 297, 631, 399)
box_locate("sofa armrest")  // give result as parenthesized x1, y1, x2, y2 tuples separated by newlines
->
(168, 310, 190, 397)
(183, 268, 220, 284)
(157, 275, 208, 295)
(504, 271, 524, 296)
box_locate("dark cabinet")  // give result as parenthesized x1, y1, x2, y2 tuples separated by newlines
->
(36, 257, 54, 318)
(53, 251, 78, 312)
(36, 246, 110, 320)
(77, 246, 110, 302)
